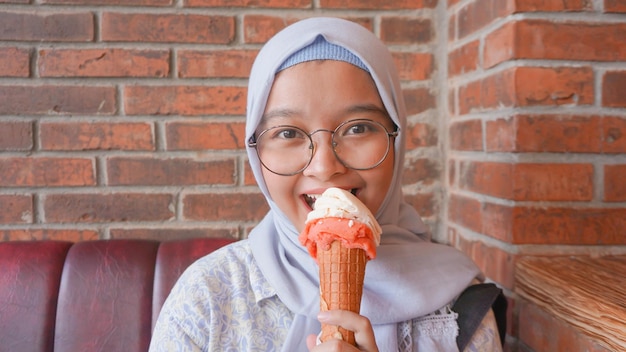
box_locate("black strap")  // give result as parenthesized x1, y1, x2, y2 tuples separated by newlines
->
(452, 283, 507, 350)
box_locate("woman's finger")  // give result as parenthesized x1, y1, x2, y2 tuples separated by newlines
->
(317, 310, 378, 352)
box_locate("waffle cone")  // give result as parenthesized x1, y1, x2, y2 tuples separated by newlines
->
(318, 240, 367, 345)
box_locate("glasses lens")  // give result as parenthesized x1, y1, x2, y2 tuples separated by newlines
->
(333, 120, 391, 170)
(255, 125, 312, 175)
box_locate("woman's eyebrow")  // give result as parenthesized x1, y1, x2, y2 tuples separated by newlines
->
(345, 103, 391, 118)
(261, 108, 302, 122)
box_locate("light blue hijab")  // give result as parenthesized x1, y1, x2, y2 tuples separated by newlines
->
(245, 17, 480, 351)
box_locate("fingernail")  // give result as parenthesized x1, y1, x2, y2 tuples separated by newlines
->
(317, 311, 331, 322)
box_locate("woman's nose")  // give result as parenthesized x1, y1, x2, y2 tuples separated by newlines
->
(302, 133, 347, 180)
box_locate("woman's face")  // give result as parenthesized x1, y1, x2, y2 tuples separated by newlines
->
(257, 60, 396, 232)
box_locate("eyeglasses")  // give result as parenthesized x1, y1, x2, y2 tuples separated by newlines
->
(248, 119, 398, 176)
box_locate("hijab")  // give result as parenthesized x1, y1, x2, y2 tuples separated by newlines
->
(245, 17, 480, 351)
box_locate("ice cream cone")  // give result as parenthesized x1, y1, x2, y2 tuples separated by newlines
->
(318, 240, 367, 345)
(299, 188, 381, 346)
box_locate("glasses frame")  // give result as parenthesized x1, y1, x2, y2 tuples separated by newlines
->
(248, 119, 398, 176)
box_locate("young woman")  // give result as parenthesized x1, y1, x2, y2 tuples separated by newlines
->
(150, 17, 503, 352)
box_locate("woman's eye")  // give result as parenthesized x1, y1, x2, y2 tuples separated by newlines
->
(345, 122, 377, 135)
(273, 127, 304, 140)
(348, 124, 367, 134)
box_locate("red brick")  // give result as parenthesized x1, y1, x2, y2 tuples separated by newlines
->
(243, 163, 258, 186)
(0, 85, 116, 115)
(460, 162, 514, 199)
(448, 13, 456, 41)
(448, 193, 483, 234)
(39, 49, 170, 77)
(459, 161, 594, 201)
(485, 117, 517, 152)
(242, 16, 373, 44)
(511, 207, 626, 245)
(43, 0, 171, 4)
(602, 70, 626, 108)
(165, 121, 246, 150)
(0, 195, 32, 224)
(0, 47, 29, 77)
(459, 69, 514, 114)
(243, 15, 292, 44)
(459, 67, 594, 114)
(107, 157, 236, 186)
(405, 122, 438, 149)
(0, 121, 32, 151)
(183, 193, 268, 221)
(449, 120, 483, 151)
(110, 228, 237, 241)
(448, 159, 456, 186)
(101, 13, 234, 43)
(449, 195, 513, 242)
(454, 233, 516, 288)
(516, 66, 594, 106)
(481, 202, 514, 242)
(451, 196, 626, 245)
(515, 163, 594, 201)
(485, 21, 626, 68)
(2, 229, 99, 242)
(602, 116, 626, 153)
(124, 86, 246, 116)
(320, 0, 437, 9)
(0, 11, 93, 41)
(403, 87, 436, 115)
(178, 50, 257, 78)
(0, 157, 95, 187)
(483, 21, 516, 69)
(605, 0, 626, 12)
(44, 193, 174, 223)
(518, 301, 609, 352)
(448, 40, 479, 76)
(392, 52, 433, 81)
(404, 192, 437, 218)
(402, 158, 440, 186)
(448, 89, 456, 116)
(380, 17, 432, 44)
(186, 0, 309, 7)
(604, 165, 626, 202)
(40, 122, 154, 151)
(486, 115, 603, 153)
(514, 0, 593, 11)
(457, 0, 514, 39)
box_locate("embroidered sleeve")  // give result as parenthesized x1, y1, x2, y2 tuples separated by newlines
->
(463, 308, 502, 352)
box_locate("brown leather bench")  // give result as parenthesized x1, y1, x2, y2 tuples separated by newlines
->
(0, 238, 234, 352)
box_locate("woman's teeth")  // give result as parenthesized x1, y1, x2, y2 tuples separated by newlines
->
(304, 194, 320, 208)
(304, 189, 358, 208)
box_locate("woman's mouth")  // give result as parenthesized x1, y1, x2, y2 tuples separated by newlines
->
(303, 188, 358, 209)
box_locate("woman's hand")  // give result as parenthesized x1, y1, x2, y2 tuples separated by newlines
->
(306, 310, 378, 352)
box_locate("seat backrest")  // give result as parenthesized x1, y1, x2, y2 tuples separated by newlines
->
(0, 238, 234, 352)
(0, 241, 73, 352)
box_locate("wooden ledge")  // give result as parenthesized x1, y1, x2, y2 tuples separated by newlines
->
(515, 256, 626, 351)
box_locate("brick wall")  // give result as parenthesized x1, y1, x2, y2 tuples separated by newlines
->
(0, 2, 441, 242)
(447, 0, 626, 350)
(1, 0, 625, 350)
